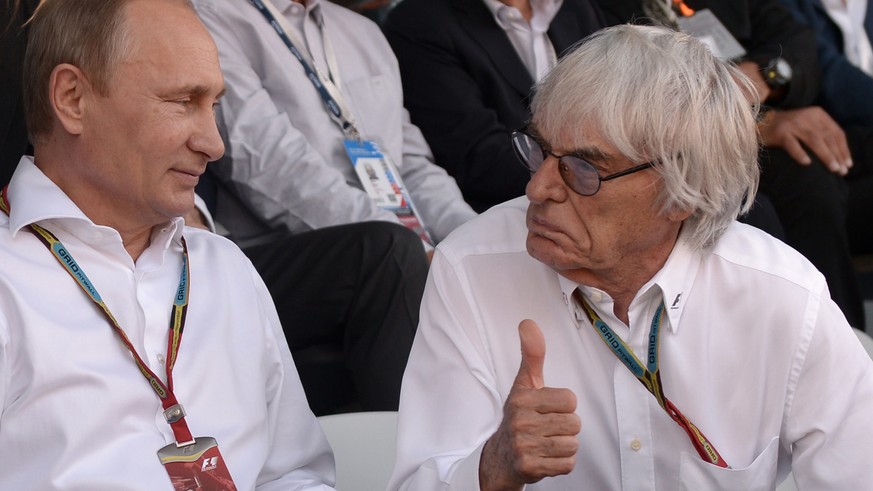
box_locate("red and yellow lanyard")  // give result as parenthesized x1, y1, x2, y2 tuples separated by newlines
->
(573, 289, 729, 468)
(1, 186, 196, 446)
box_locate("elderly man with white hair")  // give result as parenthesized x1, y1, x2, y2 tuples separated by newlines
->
(389, 24, 873, 491)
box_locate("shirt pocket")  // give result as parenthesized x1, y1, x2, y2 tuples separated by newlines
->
(679, 436, 779, 491)
(343, 74, 401, 139)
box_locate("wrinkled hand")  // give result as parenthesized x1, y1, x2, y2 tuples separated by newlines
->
(759, 106, 852, 175)
(479, 320, 580, 491)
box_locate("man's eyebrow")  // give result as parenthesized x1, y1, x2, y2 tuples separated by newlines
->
(570, 146, 612, 163)
(527, 124, 615, 164)
(164, 85, 224, 98)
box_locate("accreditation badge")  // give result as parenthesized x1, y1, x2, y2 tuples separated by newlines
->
(158, 437, 237, 491)
(677, 9, 746, 61)
(344, 139, 434, 245)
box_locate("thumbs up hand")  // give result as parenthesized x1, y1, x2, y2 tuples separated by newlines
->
(479, 320, 580, 491)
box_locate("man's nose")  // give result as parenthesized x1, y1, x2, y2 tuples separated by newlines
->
(191, 109, 225, 162)
(526, 155, 569, 204)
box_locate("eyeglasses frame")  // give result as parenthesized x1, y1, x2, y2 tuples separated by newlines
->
(511, 130, 656, 197)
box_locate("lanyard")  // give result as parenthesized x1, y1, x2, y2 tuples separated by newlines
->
(572, 289, 729, 468)
(249, 0, 361, 140)
(1, 186, 196, 447)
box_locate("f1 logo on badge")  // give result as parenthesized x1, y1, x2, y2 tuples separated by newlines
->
(201, 457, 219, 472)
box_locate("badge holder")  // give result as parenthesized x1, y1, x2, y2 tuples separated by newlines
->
(344, 139, 434, 246)
(157, 405, 237, 491)
(677, 9, 746, 61)
(158, 438, 237, 491)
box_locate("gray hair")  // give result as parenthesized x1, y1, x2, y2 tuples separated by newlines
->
(23, 0, 193, 143)
(531, 24, 760, 251)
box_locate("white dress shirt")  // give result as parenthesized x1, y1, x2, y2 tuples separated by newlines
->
(482, 0, 563, 80)
(821, 0, 873, 75)
(192, 0, 476, 246)
(389, 197, 873, 490)
(0, 158, 336, 491)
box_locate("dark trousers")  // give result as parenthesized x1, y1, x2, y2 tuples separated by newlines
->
(758, 128, 873, 330)
(243, 221, 428, 415)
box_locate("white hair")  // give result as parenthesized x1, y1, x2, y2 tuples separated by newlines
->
(532, 24, 760, 251)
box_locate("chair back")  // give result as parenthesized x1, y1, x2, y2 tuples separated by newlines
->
(317, 411, 398, 491)
(854, 328, 873, 359)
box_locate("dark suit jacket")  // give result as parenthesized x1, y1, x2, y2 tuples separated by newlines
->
(0, 0, 37, 187)
(779, 0, 873, 127)
(596, 0, 821, 109)
(384, 0, 605, 212)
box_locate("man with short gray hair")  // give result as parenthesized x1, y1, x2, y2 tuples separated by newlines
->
(0, 0, 335, 489)
(390, 24, 873, 491)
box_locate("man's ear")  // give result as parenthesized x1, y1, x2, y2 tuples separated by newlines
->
(667, 206, 693, 223)
(49, 63, 91, 136)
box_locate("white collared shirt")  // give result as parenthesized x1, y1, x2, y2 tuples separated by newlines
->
(0, 158, 336, 490)
(821, 0, 873, 75)
(389, 197, 873, 490)
(482, 0, 563, 80)
(192, 0, 475, 247)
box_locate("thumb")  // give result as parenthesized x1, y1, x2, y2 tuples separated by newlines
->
(515, 319, 546, 389)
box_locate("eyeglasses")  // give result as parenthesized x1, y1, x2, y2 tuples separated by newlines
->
(511, 130, 655, 196)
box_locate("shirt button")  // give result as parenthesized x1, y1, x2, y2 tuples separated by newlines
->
(156, 354, 166, 365)
(630, 439, 642, 451)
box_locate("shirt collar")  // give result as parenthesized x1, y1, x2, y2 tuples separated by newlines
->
(271, 0, 323, 22)
(5, 156, 185, 252)
(481, 0, 563, 32)
(557, 225, 701, 334)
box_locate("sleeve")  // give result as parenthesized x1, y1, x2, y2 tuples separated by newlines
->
(249, 264, 338, 491)
(387, 249, 504, 491)
(782, 297, 873, 489)
(394, 104, 477, 243)
(383, 3, 534, 212)
(778, 0, 873, 127)
(0, 307, 8, 426)
(335, 12, 476, 242)
(739, 0, 822, 109)
(196, 3, 405, 235)
(595, 0, 822, 109)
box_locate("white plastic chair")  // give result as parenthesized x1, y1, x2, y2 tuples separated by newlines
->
(854, 328, 873, 359)
(317, 411, 398, 491)
(776, 328, 873, 491)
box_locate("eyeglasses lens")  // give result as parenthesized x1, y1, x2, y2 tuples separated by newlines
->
(514, 132, 601, 196)
(513, 133, 544, 172)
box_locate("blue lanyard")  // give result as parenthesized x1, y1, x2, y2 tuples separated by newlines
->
(249, 0, 359, 139)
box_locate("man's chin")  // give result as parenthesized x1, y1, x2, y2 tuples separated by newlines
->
(526, 233, 589, 272)
(526, 233, 560, 265)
